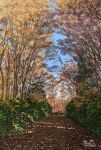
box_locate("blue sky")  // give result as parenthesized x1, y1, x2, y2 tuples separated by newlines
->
(46, 0, 73, 76)
(46, 32, 72, 76)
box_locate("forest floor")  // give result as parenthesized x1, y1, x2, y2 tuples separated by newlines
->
(0, 115, 101, 150)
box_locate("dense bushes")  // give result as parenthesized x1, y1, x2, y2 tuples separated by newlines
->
(0, 98, 52, 135)
(65, 90, 101, 135)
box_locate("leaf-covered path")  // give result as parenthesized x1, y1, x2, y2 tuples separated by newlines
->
(0, 116, 101, 150)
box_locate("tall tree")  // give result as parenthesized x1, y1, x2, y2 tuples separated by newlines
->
(54, 0, 101, 91)
(0, 0, 52, 99)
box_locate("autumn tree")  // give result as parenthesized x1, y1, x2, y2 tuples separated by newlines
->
(0, 0, 52, 99)
(54, 0, 101, 92)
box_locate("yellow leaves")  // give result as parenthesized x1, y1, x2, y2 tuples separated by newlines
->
(0, 0, 3, 6)
(55, 0, 70, 12)
(0, 0, 52, 100)
(71, 96, 84, 109)
(1, 0, 49, 24)
(34, 69, 43, 75)
(0, 36, 3, 45)
(46, 73, 53, 79)
(2, 1, 33, 22)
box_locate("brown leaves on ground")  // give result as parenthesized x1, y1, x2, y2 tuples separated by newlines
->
(0, 116, 101, 150)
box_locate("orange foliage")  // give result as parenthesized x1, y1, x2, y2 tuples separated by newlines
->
(48, 98, 69, 112)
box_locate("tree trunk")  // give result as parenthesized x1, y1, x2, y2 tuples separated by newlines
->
(0, 67, 4, 99)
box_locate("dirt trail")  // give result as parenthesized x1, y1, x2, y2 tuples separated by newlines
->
(0, 115, 101, 150)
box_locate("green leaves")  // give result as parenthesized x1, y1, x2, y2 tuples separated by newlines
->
(13, 123, 24, 132)
(0, 99, 52, 136)
(66, 91, 101, 135)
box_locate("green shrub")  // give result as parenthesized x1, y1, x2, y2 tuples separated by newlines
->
(38, 102, 52, 116)
(65, 101, 75, 117)
(65, 91, 101, 135)
(0, 99, 52, 136)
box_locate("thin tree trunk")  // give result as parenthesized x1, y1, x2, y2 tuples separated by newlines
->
(0, 67, 4, 99)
